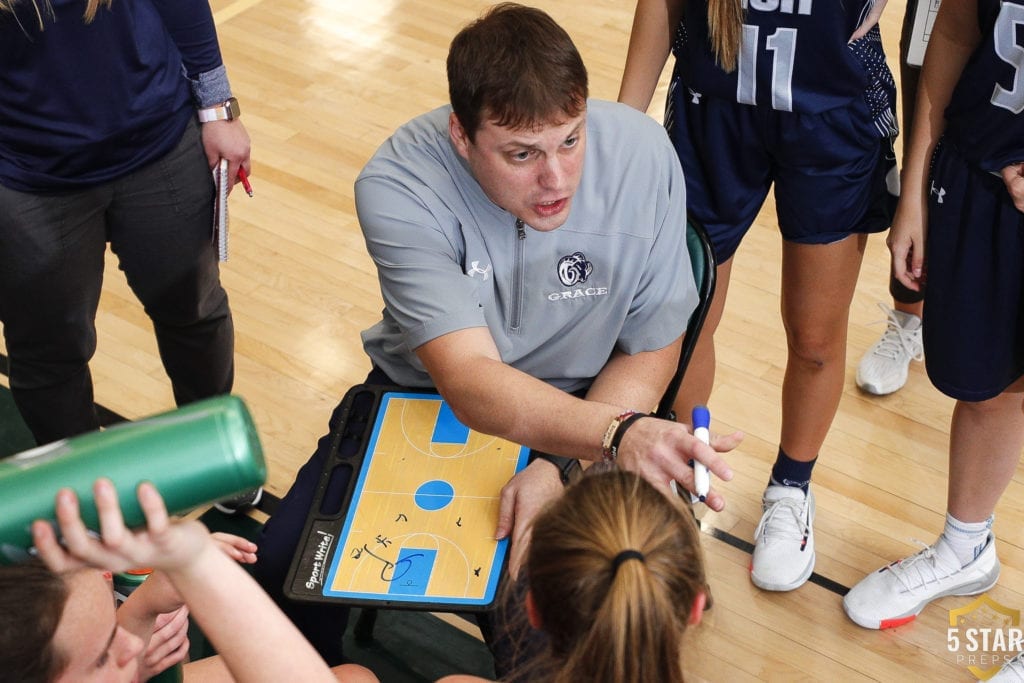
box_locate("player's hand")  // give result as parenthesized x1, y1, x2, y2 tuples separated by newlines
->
(887, 200, 927, 291)
(138, 606, 190, 681)
(201, 118, 251, 196)
(211, 532, 258, 564)
(849, 0, 887, 42)
(617, 417, 740, 512)
(495, 459, 564, 579)
(32, 479, 214, 576)
(1001, 162, 1024, 213)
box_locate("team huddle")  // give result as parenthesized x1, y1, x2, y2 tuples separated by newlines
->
(1, 0, 1023, 681)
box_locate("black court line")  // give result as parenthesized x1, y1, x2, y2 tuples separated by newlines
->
(703, 524, 850, 596)
(0, 352, 846, 593)
(0, 352, 281, 517)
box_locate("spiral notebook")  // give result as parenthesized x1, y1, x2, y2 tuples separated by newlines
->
(212, 158, 229, 261)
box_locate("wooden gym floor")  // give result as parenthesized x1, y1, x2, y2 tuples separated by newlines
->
(3, 1, 1022, 680)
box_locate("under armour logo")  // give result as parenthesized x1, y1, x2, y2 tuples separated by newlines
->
(466, 260, 491, 280)
(930, 181, 946, 204)
(688, 88, 702, 104)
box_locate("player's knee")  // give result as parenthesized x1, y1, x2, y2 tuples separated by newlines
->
(785, 330, 844, 370)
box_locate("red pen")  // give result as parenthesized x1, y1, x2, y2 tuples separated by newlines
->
(237, 166, 254, 197)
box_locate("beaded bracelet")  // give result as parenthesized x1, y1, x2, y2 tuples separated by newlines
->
(601, 410, 637, 461)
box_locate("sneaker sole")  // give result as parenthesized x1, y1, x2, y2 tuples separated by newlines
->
(855, 371, 907, 396)
(213, 487, 264, 515)
(842, 571, 1001, 630)
(750, 551, 816, 592)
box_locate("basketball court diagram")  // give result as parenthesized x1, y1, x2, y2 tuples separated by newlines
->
(321, 393, 530, 606)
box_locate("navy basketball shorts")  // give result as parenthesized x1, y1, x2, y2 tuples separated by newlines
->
(922, 140, 1024, 402)
(667, 85, 895, 263)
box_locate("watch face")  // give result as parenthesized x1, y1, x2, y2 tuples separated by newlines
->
(226, 97, 240, 120)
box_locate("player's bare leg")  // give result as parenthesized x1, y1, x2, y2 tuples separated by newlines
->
(947, 378, 1024, 523)
(779, 235, 866, 461)
(750, 234, 866, 592)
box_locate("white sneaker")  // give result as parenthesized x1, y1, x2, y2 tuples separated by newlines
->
(843, 534, 1000, 629)
(988, 650, 1024, 682)
(751, 485, 815, 591)
(213, 486, 264, 515)
(856, 303, 924, 395)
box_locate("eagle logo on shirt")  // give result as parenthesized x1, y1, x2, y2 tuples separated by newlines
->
(557, 252, 593, 287)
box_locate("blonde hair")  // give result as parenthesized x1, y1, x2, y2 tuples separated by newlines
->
(526, 469, 706, 683)
(1, 0, 112, 28)
(707, 0, 745, 72)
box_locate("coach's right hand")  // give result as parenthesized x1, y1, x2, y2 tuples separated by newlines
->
(617, 417, 740, 511)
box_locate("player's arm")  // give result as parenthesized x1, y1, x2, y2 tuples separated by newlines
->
(889, 0, 981, 290)
(618, 0, 685, 112)
(33, 481, 341, 683)
(849, 0, 888, 42)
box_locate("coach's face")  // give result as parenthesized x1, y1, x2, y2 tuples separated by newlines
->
(449, 110, 586, 232)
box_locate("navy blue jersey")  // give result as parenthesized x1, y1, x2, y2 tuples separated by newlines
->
(944, 0, 1024, 172)
(672, 1, 892, 122)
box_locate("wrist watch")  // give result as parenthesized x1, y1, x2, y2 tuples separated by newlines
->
(197, 97, 240, 123)
(533, 453, 580, 486)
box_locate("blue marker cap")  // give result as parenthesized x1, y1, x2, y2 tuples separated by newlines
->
(692, 405, 710, 430)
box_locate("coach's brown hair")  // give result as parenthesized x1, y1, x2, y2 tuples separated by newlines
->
(446, 3, 588, 141)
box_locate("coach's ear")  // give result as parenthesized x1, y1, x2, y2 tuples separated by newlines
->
(449, 112, 471, 160)
(525, 589, 543, 630)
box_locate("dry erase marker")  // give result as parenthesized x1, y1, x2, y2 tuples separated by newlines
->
(237, 166, 253, 197)
(691, 405, 711, 503)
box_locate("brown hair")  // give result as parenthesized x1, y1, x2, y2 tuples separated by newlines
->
(446, 3, 588, 142)
(0, 559, 71, 683)
(707, 0, 745, 72)
(0, 0, 112, 28)
(526, 469, 705, 683)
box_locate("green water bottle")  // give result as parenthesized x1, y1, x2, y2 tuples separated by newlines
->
(0, 395, 266, 564)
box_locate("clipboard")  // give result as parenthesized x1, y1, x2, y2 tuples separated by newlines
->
(284, 385, 531, 611)
(212, 158, 229, 261)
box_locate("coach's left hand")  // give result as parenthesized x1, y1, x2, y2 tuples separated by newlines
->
(495, 459, 564, 579)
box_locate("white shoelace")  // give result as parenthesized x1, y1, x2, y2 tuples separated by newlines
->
(755, 495, 807, 543)
(888, 540, 960, 593)
(869, 303, 924, 361)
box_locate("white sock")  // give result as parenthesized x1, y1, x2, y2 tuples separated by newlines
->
(940, 513, 993, 568)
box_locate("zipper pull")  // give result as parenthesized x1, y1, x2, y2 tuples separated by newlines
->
(515, 218, 526, 240)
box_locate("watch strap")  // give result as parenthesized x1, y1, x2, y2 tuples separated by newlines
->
(533, 453, 580, 486)
(197, 97, 239, 123)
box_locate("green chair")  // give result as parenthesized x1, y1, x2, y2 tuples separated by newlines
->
(655, 215, 718, 420)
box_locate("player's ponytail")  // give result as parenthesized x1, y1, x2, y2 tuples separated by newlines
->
(526, 469, 705, 683)
(707, 0, 745, 72)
